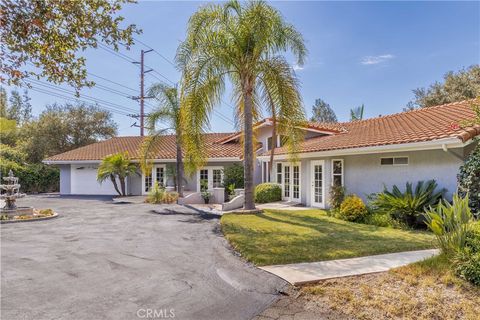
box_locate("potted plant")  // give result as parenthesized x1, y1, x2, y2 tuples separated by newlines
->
(200, 180, 212, 204)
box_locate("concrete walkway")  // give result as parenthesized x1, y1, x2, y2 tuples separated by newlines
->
(260, 249, 440, 285)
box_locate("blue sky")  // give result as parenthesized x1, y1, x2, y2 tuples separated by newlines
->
(5, 0, 480, 135)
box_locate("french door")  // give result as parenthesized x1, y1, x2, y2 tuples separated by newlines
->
(143, 165, 165, 194)
(282, 163, 301, 202)
(197, 167, 223, 191)
(310, 160, 325, 208)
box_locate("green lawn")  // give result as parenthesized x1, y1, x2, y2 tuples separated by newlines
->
(221, 209, 436, 266)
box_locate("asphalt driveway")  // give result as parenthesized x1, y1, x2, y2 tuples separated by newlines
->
(1, 195, 286, 320)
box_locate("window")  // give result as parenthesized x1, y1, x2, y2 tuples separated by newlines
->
(381, 157, 409, 166)
(156, 167, 164, 187)
(212, 169, 223, 188)
(332, 159, 344, 187)
(267, 136, 273, 151)
(284, 166, 290, 197)
(276, 163, 282, 184)
(278, 135, 287, 147)
(200, 169, 208, 191)
(145, 175, 152, 192)
(293, 165, 300, 199)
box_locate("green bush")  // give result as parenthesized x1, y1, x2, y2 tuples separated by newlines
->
(223, 164, 244, 189)
(458, 144, 480, 216)
(454, 223, 480, 285)
(10, 164, 59, 193)
(337, 195, 368, 222)
(424, 194, 473, 255)
(363, 211, 395, 227)
(329, 185, 345, 210)
(146, 182, 179, 204)
(370, 180, 446, 229)
(255, 183, 282, 203)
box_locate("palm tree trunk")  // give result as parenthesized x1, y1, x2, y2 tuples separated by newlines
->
(243, 86, 256, 210)
(110, 174, 122, 196)
(176, 132, 184, 198)
(119, 177, 126, 196)
(269, 116, 277, 181)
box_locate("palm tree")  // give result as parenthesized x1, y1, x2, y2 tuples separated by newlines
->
(177, 0, 307, 210)
(141, 83, 185, 197)
(97, 152, 137, 196)
(350, 104, 365, 121)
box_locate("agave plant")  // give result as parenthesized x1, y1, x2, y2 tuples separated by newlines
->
(370, 180, 446, 228)
(424, 194, 473, 255)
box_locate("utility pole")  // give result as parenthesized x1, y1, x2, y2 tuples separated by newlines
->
(133, 49, 152, 136)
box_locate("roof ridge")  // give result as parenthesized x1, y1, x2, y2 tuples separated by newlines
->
(335, 99, 478, 125)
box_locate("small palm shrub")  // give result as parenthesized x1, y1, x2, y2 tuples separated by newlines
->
(423, 194, 473, 255)
(145, 182, 179, 204)
(329, 185, 345, 210)
(146, 181, 165, 204)
(370, 180, 446, 228)
(337, 195, 368, 222)
(255, 183, 282, 203)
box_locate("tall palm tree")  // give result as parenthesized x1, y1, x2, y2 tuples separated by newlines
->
(350, 104, 365, 121)
(177, 0, 307, 210)
(97, 152, 137, 196)
(141, 83, 184, 197)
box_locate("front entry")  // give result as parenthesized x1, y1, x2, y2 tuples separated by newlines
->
(282, 163, 301, 202)
(310, 160, 325, 208)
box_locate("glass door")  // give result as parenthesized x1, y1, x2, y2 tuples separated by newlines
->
(310, 160, 324, 207)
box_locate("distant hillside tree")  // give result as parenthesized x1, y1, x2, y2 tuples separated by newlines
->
(310, 99, 338, 123)
(350, 104, 365, 121)
(0, 87, 32, 125)
(407, 65, 480, 109)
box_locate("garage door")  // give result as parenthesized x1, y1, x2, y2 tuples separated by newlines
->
(70, 165, 122, 195)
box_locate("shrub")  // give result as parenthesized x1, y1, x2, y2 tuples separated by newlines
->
(458, 144, 480, 216)
(329, 185, 345, 210)
(363, 211, 395, 227)
(424, 194, 473, 255)
(255, 183, 282, 203)
(370, 180, 446, 228)
(338, 195, 368, 222)
(454, 223, 480, 285)
(146, 182, 179, 204)
(223, 164, 244, 189)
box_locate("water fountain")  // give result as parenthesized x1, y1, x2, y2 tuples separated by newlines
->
(0, 170, 34, 217)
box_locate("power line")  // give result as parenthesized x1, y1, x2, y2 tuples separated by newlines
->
(133, 37, 176, 67)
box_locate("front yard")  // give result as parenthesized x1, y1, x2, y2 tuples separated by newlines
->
(221, 209, 435, 266)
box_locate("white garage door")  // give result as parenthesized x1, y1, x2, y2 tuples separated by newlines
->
(70, 165, 122, 195)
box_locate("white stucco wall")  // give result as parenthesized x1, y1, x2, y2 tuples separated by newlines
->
(59, 164, 71, 195)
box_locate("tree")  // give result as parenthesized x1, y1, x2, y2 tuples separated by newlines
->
(407, 65, 480, 109)
(177, 0, 307, 210)
(141, 83, 185, 197)
(97, 152, 137, 196)
(350, 104, 365, 121)
(0, 87, 32, 125)
(21, 102, 117, 162)
(1, 0, 140, 90)
(310, 98, 338, 123)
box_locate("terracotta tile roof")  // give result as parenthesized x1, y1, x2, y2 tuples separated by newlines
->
(263, 100, 480, 156)
(44, 133, 241, 162)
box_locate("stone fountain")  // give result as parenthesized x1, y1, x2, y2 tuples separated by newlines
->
(0, 170, 33, 217)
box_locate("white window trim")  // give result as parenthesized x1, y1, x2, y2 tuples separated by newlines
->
(197, 166, 224, 192)
(142, 164, 166, 195)
(331, 159, 344, 186)
(380, 156, 409, 166)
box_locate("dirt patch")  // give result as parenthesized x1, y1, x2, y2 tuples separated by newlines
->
(255, 268, 480, 320)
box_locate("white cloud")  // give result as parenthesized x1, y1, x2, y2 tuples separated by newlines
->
(361, 54, 395, 65)
(293, 63, 304, 71)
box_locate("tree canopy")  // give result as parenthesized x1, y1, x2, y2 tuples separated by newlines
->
(407, 65, 480, 109)
(310, 98, 338, 123)
(0, 0, 140, 90)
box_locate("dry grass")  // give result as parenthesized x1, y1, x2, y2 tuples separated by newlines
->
(302, 255, 480, 320)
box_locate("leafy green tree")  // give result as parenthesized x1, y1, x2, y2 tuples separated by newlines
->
(350, 104, 365, 121)
(407, 65, 480, 109)
(0, 87, 32, 125)
(97, 152, 137, 196)
(310, 98, 338, 123)
(0, 117, 18, 146)
(21, 102, 117, 162)
(1, 0, 140, 90)
(177, 0, 307, 210)
(0, 87, 7, 117)
(458, 146, 480, 216)
(141, 83, 185, 197)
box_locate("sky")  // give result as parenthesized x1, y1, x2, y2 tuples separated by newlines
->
(4, 0, 480, 136)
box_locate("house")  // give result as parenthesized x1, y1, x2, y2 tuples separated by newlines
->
(44, 100, 480, 208)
